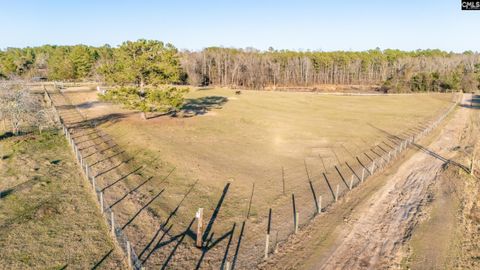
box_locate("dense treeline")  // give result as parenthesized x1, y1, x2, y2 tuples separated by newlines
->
(1, 40, 479, 92)
(181, 48, 480, 92)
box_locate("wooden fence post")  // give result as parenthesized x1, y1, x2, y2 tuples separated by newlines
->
(196, 208, 204, 248)
(349, 175, 354, 190)
(361, 168, 365, 182)
(100, 191, 104, 213)
(295, 212, 299, 234)
(74, 145, 79, 160)
(370, 161, 375, 174)
(265, 208, 272, 259)
(126, 241, 132, 269)
(318, 195, 322, 214)
(335, 184, 340, 202)
(111, 211, 115, 235)
(292, 194, 298, 234)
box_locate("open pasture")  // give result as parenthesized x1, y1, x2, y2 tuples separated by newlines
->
(59, 85, 455, 267)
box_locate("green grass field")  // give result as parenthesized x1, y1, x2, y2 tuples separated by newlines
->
(0, 131, 125, 269)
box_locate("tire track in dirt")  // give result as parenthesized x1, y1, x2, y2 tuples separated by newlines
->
(316, 94, 470, 269)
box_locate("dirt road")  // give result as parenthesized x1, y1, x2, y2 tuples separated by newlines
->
(317, 94, 470, 269)
(263, 94, 471, 270)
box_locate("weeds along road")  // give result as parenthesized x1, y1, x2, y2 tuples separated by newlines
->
(261, 94, 472, 270)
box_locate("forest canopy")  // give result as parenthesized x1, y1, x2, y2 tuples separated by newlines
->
(1, 40, 479, 93)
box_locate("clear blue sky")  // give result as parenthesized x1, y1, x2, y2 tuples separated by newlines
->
(1, 0, 479, 52)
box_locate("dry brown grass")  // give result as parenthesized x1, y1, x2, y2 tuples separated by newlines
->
(0, 130, 125, 269)
(74, 88, 454, 216)
(53, 85, 458, 268)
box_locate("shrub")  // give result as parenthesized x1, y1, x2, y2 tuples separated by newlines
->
(99, 86, 189, 118)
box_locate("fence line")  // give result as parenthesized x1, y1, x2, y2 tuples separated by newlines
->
(255, 93, 460, 263)
(44, 88, 142, 270)
(44, 85, 461, 269)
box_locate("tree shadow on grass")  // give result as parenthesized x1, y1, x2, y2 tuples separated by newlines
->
(0, 188, 14, 199)
(0, 132, 15, 141)
(56, 101, 102, 111)
(70, 112, 134, 129)
(147, 96, 229, 119)
(177, 96, 228, 117)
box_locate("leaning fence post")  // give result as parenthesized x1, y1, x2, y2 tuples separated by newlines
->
(126, 241, 132, 268)
(196, 208, 204, 248)
(265, 208, 272, 259)
(349, 175, 354, 190)
(370, 161, 375, 174)
(85, 164, 89, 180)
(335, 184, 340, 202)
(361, 168, 365, 182)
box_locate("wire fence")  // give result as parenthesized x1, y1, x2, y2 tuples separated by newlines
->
(225, 93, 461, 268)
(44, 85, 461, 269)
(44, 88, 142, 269)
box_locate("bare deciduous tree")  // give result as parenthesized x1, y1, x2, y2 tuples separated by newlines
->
(0, 82, 54, 135)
